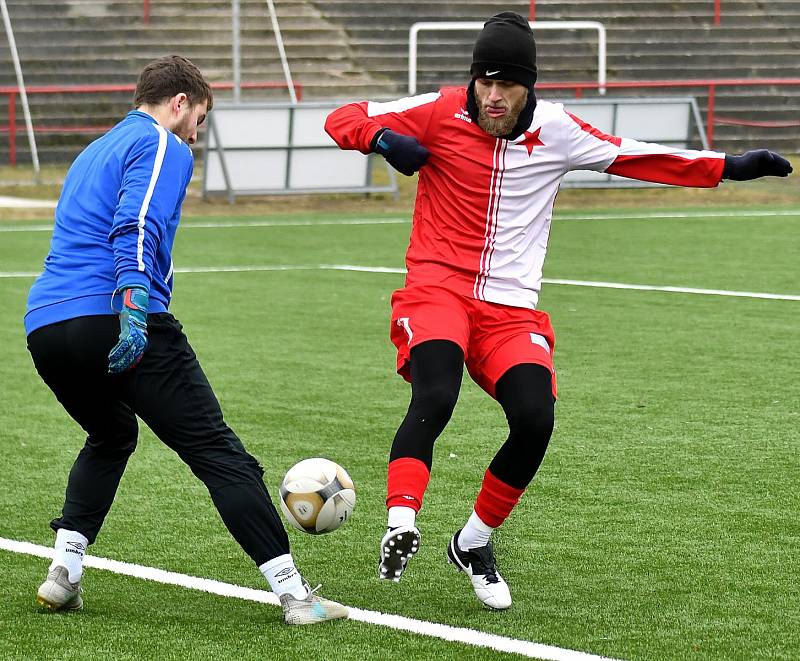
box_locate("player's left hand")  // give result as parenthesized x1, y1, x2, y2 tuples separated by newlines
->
(108, 285, 149, 374)
(722, 150, 793, 181)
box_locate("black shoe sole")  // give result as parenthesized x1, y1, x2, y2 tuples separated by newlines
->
(378, 529, 420, 582)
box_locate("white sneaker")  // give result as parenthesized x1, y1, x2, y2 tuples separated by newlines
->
(36, 566, 83, 611)
(378, 525, 420, 582)
(279, 584, 348, 625)
(447, 530, 511, 610)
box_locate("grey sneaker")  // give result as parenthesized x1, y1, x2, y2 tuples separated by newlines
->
(378, 525, 420, 582)
(36, 566, 83, 611)
(279, 584, 348, 625)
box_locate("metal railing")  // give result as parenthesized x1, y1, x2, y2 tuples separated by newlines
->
(2, 78, 799, 164)
(0, 81, 303, 165)
(409, 21, 607, 95)
(526, 1, 723, 25)
(536, 78, 800, 146)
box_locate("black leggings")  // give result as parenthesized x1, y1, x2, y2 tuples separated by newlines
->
(390, 340, 555, 489)
(27, 314, 289, 565)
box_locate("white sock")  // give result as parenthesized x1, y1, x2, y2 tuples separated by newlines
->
(458, 510, 494, 551)
(50, 529, 88, 583)
(259, 554, 307, 599)
(387, 506, 416, 530)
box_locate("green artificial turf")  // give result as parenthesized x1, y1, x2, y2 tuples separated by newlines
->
(1, 203, 798, 660)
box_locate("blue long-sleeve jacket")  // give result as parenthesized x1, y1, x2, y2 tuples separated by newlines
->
(25, 110, 193, 335)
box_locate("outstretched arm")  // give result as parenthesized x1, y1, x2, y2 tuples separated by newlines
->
(564, 109, 793, 188)
(605, 145, 792, 187)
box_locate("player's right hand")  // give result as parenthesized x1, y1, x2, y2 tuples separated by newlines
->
(108, 285, 149, 374)
(372, 128, 430, 176)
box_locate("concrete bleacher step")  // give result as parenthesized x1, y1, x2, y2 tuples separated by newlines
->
(310, 0, 799, 153)
(0, 0, 798, 162)
(0, 0, 384, 92)
(0, 0, 393, 163)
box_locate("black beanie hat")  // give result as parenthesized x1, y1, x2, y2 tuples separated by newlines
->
(470, 12, 537, 88)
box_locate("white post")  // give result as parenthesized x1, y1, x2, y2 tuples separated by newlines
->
(264, 0, 297, 103)
(0, 0, 40, 180)
(595, 23, 607, 96)
(232, 0, 241, 103)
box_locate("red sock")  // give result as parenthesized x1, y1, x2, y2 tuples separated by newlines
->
(474, 469, 525, 528)
(386, 457, 430, 512)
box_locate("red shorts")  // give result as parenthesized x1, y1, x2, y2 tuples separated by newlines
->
(389, 285, 556, 399)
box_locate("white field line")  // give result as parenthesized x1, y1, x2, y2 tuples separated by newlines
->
(0, 224, 54, 232)
(1, 537, 622, 661)
(325, 265, 800, 301)
(2, 207, 799, 233)
(0, 218, 409, 233)
(0, 270, 41, 278)
(541, 278, 800, 302)
(1, 263, 799, 302)
(552, 208, 800, 221)
(0, 195, 56, 209)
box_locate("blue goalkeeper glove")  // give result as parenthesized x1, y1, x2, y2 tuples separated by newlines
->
(722, 149, 793, 181)
(371, 128, 430, 176)
(108, 285, 149, 374)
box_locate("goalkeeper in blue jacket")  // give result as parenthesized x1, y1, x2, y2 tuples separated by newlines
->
(24, 55, 346, 625)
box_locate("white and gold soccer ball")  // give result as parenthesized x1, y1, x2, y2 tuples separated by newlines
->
(278, 458, 356, 534)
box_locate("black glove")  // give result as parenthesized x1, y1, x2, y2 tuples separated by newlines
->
(371, 128, 430, 176)
(722, 149, 793, 181)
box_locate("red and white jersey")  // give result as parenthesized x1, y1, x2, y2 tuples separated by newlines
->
(325, 87, 725, 309)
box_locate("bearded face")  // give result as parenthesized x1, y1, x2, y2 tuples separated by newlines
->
(474, 79, 529, 137)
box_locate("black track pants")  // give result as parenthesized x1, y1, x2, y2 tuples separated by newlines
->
(27, 313, 289, 565)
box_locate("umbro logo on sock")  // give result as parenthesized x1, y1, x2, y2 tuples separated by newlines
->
(65, 541, 85, 557)
(275, 567, 299, 583)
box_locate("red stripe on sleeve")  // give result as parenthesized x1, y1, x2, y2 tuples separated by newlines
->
(606, 153, 724, 188)
(567, 111, 622, 146)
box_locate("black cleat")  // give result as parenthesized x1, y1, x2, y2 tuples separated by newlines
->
(447, 530, 511, 610)
(378, 525, 420, 582)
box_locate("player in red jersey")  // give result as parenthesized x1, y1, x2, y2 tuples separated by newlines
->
(325, 12, 792, 610)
